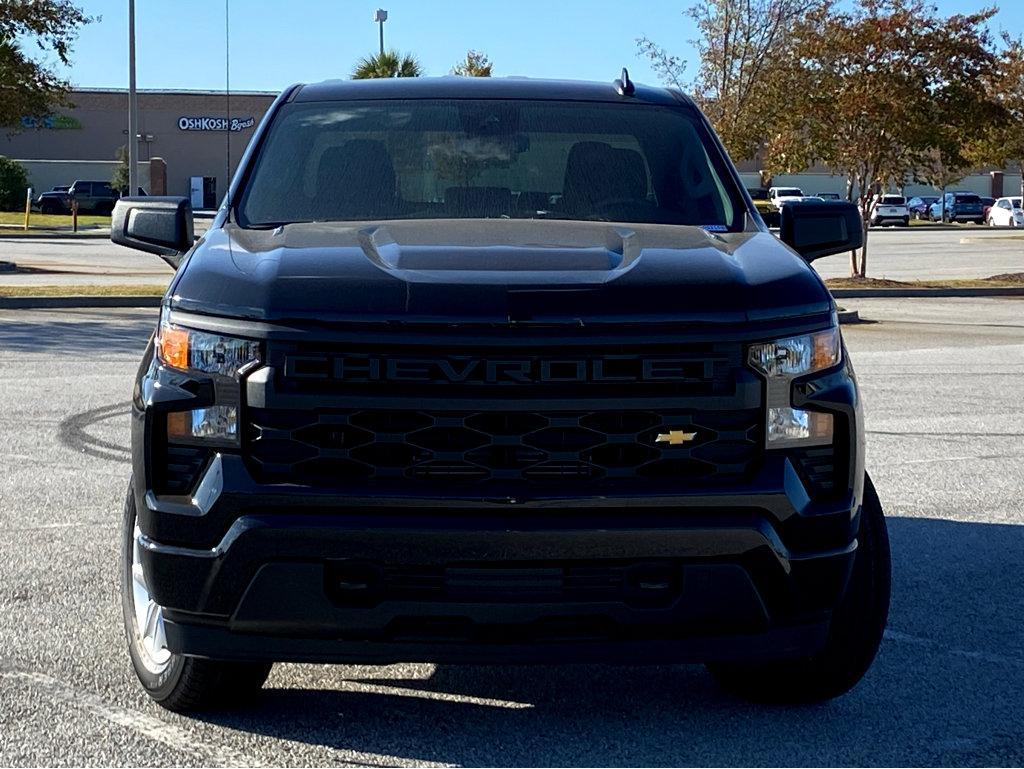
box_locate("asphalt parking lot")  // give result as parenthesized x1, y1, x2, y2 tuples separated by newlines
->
(1, 226, 1022, 288)
(1, 298, 1022, 766)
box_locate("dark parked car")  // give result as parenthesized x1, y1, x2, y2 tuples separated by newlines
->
(34, 185, 72, 214)
(929, 192, 985, 223)
(68, 179, 120, 215)
(112, 74, 889, 713)
(980, 196, 996, 220)
(906, 196, 938, 220)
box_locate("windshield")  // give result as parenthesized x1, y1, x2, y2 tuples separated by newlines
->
(954, 195, 980, 204)
(775, 188, 802, 197)
(238, 99, 742, 229)
(1012, 198, 1022, 209)
(880, 196, 905, 204)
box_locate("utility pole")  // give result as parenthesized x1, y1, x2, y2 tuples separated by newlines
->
(127, 0, 139, 197)
(374, 8, 387, 55)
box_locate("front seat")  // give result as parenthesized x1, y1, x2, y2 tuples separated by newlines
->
(560, 142, 647, 216)
(315, 139, 398, 220)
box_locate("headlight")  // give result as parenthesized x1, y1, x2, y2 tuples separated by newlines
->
(747, 327, 840, 378)
(156, 307, 259, 444)
(167, 405, 240, 443)
(156, 307, 260, 378)
(748, 327, 840, 447)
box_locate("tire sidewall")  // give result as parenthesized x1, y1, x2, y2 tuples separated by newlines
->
(822, 473, 891, 670)
(121, 482, 187, 698)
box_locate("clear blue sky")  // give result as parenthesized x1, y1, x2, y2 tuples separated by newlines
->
(42, 0, 1024, 93)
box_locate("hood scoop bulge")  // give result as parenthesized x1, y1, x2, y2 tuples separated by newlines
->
(357, 224, 642, 274)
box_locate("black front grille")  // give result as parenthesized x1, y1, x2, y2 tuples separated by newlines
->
(245, 407, 761, 490)
(269, 341, 741, 398)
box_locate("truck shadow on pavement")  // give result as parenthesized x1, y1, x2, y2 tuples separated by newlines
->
(0, 314, 155, 356)
(196, 516, 1024, 766)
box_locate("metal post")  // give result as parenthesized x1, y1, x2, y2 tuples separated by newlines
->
(374, 9, 387, 55)
(127, 0, 139, 197)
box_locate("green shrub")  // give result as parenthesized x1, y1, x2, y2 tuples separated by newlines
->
(0, 156, 31, 212)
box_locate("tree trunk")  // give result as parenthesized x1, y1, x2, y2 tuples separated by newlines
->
(848, 176, 859, 276)
(859, 218, 870, 277)
(1019, 162, 1023, 201)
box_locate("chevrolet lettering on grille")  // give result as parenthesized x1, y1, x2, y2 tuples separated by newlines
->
(283, 354, 712, 385)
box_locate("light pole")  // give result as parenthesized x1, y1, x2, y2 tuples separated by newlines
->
(374, 8, 387, 55)
(127, 0, 138, 196)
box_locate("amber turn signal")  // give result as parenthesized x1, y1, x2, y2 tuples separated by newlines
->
(157, 325, 189, 370)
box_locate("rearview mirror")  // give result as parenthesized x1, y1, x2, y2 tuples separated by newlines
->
(111, 196, 193, 268)
(779, 201, 863, 262)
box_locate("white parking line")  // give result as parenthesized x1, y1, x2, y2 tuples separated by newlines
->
(0, 670, 262, 767)
(339, 679, 534, 710)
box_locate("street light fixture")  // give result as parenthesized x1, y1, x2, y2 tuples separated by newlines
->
(374, 9, 387, 55)
(127, 0, 139, 196)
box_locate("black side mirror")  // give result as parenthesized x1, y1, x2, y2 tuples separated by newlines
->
(779, 201, 863, 262)
(111, 196, 193, 268)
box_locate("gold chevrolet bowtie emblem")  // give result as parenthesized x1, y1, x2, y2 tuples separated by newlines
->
(655, 430, 698, 445)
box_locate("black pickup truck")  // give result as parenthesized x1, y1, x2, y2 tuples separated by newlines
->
(113, 73, 889, 713)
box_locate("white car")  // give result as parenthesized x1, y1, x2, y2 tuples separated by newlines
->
(768, 186, 814, 208)
(987, 196, 1023, 227)
(869, 194, 910, 227)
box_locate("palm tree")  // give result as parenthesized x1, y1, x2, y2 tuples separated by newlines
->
(351, 51, 423, 79)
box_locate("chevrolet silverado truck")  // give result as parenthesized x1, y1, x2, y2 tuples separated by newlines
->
(112, 73, 889, 713)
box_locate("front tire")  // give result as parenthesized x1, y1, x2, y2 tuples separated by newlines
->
(122, 483, 272, 712)
(707, 474, 891, 703)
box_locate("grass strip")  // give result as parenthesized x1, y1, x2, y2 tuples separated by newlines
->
(0, 284, 166, 297)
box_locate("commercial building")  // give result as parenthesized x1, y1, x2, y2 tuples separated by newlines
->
(3, 88, 276, 207)
(5, 86, 1019, 208)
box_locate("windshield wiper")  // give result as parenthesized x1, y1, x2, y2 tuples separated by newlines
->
(242, 220, 313, 230)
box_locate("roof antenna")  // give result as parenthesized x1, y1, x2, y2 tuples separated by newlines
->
(615, 67, 635, 96)
(224, 0, 231, 214)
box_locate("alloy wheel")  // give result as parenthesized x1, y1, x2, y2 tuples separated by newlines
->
(130, 526, 172, 673)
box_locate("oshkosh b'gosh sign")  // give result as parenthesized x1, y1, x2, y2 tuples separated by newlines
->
(177, 116, 255, 132)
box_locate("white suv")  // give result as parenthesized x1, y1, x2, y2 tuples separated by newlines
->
(869, 194, 910, 227)
(987, 197, 1023, 228)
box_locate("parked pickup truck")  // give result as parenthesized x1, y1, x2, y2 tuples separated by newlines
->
(111, 73, 889, 713)
(768, 186, 816, 208)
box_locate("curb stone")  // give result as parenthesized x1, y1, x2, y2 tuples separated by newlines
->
(3, 287, 1021, 310)
(0, 230, 111, 240)
(830, 287, 1024, 298)
(1, 295, 866, 315)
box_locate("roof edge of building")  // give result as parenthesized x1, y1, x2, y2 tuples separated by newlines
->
(69, 87, 279, 97)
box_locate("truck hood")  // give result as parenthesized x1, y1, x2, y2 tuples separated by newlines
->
(170, 219, 832, 325)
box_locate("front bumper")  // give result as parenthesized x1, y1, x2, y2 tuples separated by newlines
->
(134, 452, 861, 664)
(130, 330, 865, 665)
